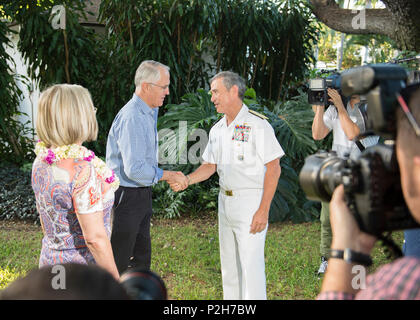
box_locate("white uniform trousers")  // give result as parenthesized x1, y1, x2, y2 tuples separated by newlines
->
(218, 189, 267, 300)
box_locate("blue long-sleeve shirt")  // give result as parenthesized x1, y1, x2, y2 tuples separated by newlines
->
(106, 94, 163, 187)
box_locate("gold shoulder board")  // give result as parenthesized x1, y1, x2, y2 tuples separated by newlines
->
(212, 116, 224, 127)
(248, 109, 268, 120)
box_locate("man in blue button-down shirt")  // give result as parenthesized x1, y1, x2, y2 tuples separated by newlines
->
(106, 60, 188, 274)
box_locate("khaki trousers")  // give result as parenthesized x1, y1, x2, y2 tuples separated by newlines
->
(320, 201, 332, 259)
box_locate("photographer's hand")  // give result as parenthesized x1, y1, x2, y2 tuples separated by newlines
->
(329, 185, 377, 254)
(327, 88, 345, 112)
(320, 185, 377, 296)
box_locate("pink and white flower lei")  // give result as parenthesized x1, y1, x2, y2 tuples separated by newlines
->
(35, 141, 120, 191)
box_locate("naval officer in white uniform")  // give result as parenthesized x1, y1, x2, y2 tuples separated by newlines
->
(170, 71, 284, 299)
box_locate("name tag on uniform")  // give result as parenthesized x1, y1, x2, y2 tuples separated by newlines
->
(232, 124, 251, 142)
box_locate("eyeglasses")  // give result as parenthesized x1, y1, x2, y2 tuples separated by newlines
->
(147, 83, 170, 90)
(397, 93, 420, 137)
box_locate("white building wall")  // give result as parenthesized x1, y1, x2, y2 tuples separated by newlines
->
(5, 24, 40, 141)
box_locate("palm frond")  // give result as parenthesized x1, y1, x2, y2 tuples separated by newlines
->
(158, 89, 221, 166)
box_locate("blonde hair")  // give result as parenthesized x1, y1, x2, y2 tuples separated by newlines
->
(36, 84, 98, 148)
(134, 60, 170, 88)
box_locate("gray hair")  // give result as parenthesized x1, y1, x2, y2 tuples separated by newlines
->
(210, 71, 246, 100)
(134, 60, 170, 88)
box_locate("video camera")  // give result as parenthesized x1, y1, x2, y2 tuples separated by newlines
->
(300, 64, 420, 238)
(308, 73, 344, 106)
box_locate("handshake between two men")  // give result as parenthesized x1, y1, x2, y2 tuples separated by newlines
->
(164, 163, 217, 194)
(166, 171, 189, 192)
(162, 160, 274, 236)
(164, 163, 217, 193)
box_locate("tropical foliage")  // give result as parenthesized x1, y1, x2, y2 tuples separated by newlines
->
(2, 0, 318, 158)
(0, 20, 34, 165)
(98, 0, 318, 102)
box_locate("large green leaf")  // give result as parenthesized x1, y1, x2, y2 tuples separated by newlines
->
(158, 88, 221, 165)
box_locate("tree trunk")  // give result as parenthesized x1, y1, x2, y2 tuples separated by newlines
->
(128, 18, 133, 46)
(63, 29, 70, 83)
(268, 59, 273, 101)
(216, 30, 221, 73)
(381, 0, 420, 51)
(186, 31, 197, 88)
(6, 126, 22, 158)
(177, 19, 181, 95)
(278, 38, 290, 102)
(250, 53, 259, 89)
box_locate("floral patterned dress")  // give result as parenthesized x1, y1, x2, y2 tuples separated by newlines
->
(32, 157, 114, 267)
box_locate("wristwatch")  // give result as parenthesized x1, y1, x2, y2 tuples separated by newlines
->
(329, 248, 373, 267)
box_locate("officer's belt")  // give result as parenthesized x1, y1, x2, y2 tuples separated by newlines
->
(220, 188, 263, 197)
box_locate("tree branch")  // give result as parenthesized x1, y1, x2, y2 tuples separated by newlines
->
(309, 0, 395, 37)
(310, 0, 420, 51)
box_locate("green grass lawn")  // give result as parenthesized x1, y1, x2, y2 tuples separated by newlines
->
(0, 216, 404, 299)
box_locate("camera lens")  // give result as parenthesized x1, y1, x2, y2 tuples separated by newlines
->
(120, 268, 167, 300)
(299, 151, 345, 202)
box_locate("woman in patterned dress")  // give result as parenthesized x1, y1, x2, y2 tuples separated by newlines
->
(32, 84, 119, 280)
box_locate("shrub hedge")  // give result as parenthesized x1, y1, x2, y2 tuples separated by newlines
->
(0, 163, 38, 224)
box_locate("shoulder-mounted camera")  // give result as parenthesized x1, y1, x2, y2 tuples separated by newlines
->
(308, 73, 343, 106)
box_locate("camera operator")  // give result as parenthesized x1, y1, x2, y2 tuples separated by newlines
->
(312, 88, 378, 276)
(318, 88, 420, 299)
